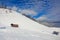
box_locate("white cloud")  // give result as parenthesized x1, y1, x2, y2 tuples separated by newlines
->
(11, 6, 17, 11)
(36, 15, 48, 21)
(21, 9, 37, 16)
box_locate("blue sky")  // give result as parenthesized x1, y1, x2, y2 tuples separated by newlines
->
(0, 0, 60, 27)
(0, 0, 51, 18)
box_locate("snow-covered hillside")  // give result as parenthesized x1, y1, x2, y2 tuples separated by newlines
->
(0, 8, 60, 40)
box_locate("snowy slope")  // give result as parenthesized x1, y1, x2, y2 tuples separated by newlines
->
(0, 8, 60, 40)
